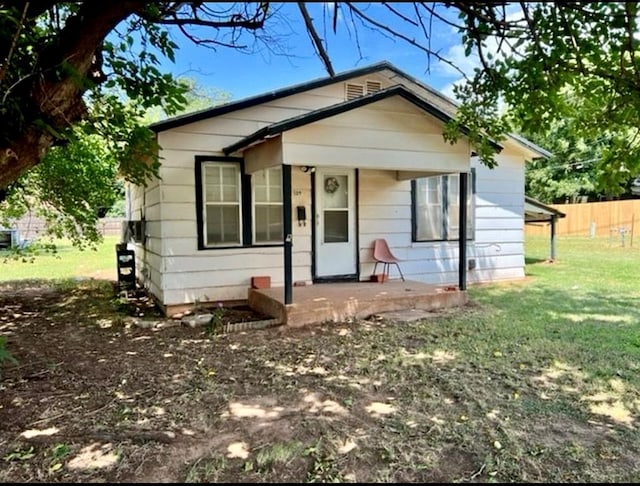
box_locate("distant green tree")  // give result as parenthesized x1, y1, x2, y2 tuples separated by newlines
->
(520, 92, 640, 203)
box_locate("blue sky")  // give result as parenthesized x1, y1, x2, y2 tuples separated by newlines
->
(154, 3, 473, 103)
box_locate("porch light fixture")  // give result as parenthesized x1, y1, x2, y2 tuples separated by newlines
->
(300, 165, 315, 173)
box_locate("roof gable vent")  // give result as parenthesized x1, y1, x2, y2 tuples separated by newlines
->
(346, 83, 365, 100)
(366, 80, 382, 93)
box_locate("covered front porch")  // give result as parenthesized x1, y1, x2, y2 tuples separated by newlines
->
(248, 280, 468, 327)
(220, 85, 487, 319)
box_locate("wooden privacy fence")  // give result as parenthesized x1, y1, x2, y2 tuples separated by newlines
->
(525, 199, 640, 239)
(11, 216, 124, 240)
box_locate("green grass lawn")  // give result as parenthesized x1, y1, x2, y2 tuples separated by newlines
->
(0, 236, 119, 281)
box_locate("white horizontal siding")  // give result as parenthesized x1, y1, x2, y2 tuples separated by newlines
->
(159, 167, 194, 186)
(161, 186, 196, 204)
(475, 218, 523, 230)
(163, 285, 250, 306)
(280, 97, 469, 172)
(284, 143, 468, 172)
(472, 152, 525, 281)
(162, 203, 196, 221)
(476, 229, 523, 243)
(359, 170, 412, 266)
(286, 126, 460, 153)
(159, 132, 240, 152)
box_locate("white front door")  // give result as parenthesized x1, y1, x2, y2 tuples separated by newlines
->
(315, 168, 357, 278)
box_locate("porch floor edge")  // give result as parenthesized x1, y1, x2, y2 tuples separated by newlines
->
(248, 280, 468, 327)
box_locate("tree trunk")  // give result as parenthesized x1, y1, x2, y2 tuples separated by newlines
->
(0, 1, 146, 189)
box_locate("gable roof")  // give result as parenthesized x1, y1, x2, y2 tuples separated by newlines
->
(525, 196, 566, 223)
(149, 61, 397, 132)
(223, 84, 502, 155)
(150, 61, 550, 159)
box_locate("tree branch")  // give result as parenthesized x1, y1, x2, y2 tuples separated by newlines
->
(298, 2, 335, 77)
(345, 2, 468, 79)
(0, 1, 29, 84)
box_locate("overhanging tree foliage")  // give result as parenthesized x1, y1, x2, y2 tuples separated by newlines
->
(1, 2, 640, 220)
(0, 77, 229, 247)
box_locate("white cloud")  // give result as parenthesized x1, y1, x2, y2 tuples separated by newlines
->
(436, 43, 480, 79)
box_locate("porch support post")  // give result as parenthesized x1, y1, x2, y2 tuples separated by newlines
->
(550, 215, 557, 261)
(458, 172, 468, 291)
(283, 164, 293, 305)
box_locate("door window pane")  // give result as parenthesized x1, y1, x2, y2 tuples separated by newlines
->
(324, 210, 348, 243)
(323, 175, 348, 208)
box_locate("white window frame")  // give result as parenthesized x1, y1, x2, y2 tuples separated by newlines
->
(252, 166, 283, 244)
(202, 161, 242, 247)
(414, 171, 474, 242)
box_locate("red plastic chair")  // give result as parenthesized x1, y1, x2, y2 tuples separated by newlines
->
(372, 238, 405, 282)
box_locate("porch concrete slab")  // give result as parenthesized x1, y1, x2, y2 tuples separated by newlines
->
(248, 280, 467, 327)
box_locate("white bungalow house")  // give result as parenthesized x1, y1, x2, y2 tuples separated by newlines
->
(125, 61, 549, 320)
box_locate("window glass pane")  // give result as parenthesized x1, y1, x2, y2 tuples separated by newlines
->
(448, 174, 460, 200)
(222, 184, 237, 201)
(466, 175, 474, 237)
(255, 185, 267, 202)
(269, 167, 282, 183)
(269, 186, 282, 203)
(323, 175, 348, 208)
(268, 205, 283, 241)
(221, 205, 240, 243)
(426, 177, 441, 204)
(253, 167, 283, 243)
(222, 166, 237, 185)
(206, 205, 240, 245)
(268, 168, 282, 188)
(415, 176, 443, 240)
(253, 169, 267, 188)
(324, 210, 348, 243)
(206, 184, 221, 202)
(254, 168, 281, 203)
(416, 205, 442, 240)
(449, 206, 460, 240)
(204, 166, 221, 202)
(205, 165, 219, 186)
(255, 205, 283, 243)
(255, 206, 268, 242)
(202, 162, 242, 246)
(446, 173, 473, 240)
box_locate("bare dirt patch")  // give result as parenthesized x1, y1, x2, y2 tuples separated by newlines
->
(1, 279, 639, 483)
